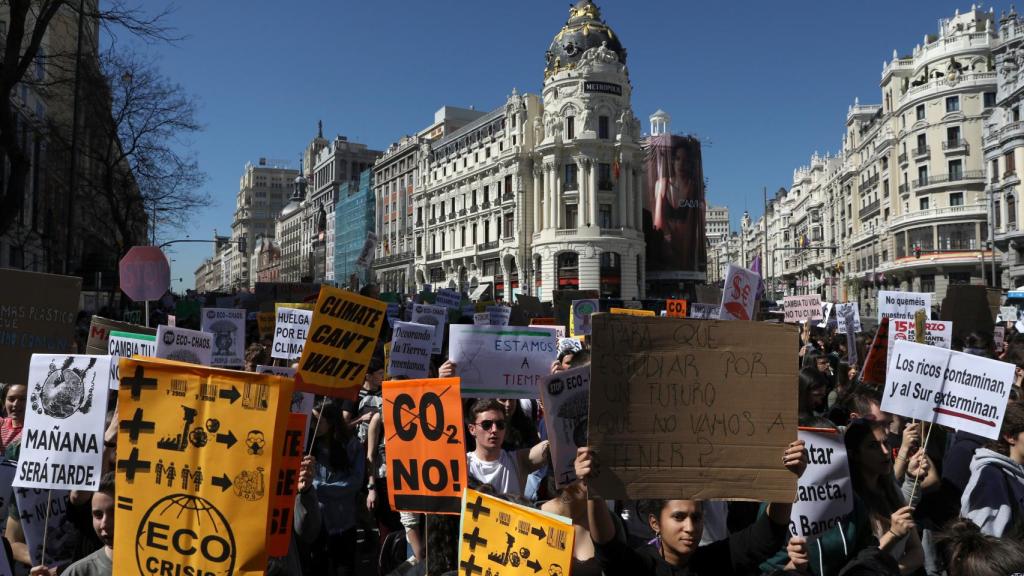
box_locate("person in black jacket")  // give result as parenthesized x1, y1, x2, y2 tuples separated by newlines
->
(573, 441, 807, 575)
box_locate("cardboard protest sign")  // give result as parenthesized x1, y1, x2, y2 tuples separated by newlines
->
(267, 413, 307, 556)
(860, 317, 890, 387)
(201, 308, 246, 367)
(817, 302, 834, 328)
(836, 303, 862, 334)
(381, 378, 465, 513)
(610, 307, 656, 317)
(458, 489, 574, 575)
(473, 313, 490, 326)
(783, 295, 823, 323)
(156, 325, 213, 366)
(411, 303, 447, 354)
(883, 340, 1013, 439)
(790, 428, 852, 538)
(14, 355, 111, 491)
(941, 285, 999, 343)
(666, 299, 688, 319)
(16, 488, 78, 569)
(114, 356, 293, 576)
(888, 319, 952, 365)
(449, 325, 559, 398)
(86, 315, 155, 355)
(272, 307, 312, 361)
(108, 331, 156, 389)
(435, 288, 462, 310)
(297, 286, 387, 397)
(0, 269, 82, 383)
(689, 303, 721, 319)
(720, 264, 760, 321)
(487, 305, 512, 326)
(571, 299, 599, 337)
(388, 321, 435, 379)
(878, 290, 931, 322)
(587, 314, 798, 501)
(539, 365, 590, 488)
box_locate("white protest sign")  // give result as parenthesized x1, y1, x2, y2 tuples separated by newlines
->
(539, 365, 590, 488)
(783, 295, 823, 323)
(817, 302, 834, 328)
(487, 305, 511, 327)
(449, 325, 559, 398)
(878, 290, 931, 322)
(16, 487, 78, 568)
(200, 307, 246, 367)
(107, 331, 156, 389)
(436, 288, 462, 311)
(883, 340, 1014, 439)
(888, 319, 952, 365)
(1001, 306, 1019, 322)
(411, 303, 447, 354)
(996, 326, 1006, 346)
(790, 429, 853, 538)
(689, 303, 721, 319)
(571, 299, 599, 337)
(388, 321, 434, 379)
(836, 303, 862, 334)
(155, 325, 212, 366)
(14, 354, 111, 491)
(257, 364, 313, 439)
(844, 307, 858, 366)
(473, 312, 490, 326)
(720, 264, 760, 321)
(273, 307, 312, 360)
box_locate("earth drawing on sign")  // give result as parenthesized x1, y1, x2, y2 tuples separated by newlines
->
(31, 357, 96, 419)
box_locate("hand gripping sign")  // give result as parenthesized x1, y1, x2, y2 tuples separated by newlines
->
(382, 378, 466, 514)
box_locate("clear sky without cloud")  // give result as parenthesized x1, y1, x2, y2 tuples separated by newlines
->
(122, 0, 985, 291)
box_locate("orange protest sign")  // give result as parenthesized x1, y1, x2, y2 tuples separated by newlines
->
(860, 317, 889, 387)
(610, 307, 655, 317)
(114, 356, 293, 576)
(297, 286, 387, 397)
(266, 413, 307, 556)
(381, 378, 466, 514)
(666, 299, 688, 318)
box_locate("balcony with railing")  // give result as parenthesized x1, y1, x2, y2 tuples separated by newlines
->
(479, 240, 499, 251)
(438, 212, 446, 222)
(481, 200, 491, 209)
(428, 217, 436, 225)
(913, 145, 930, 158)
(555, 228, 578, 237)
(898, 183, 909, 195)
(913, 170, 985, 192)
(862, 173, 879, 189)
(502, 191, 514, 202)
(898, 152, 908, 164)
(942, 138, 968, 154)
(859, 199, 880, 219)
(458, 208, 467, 217)
(888, 201, 987, 229)
(470, 204, 478, 213)
(426, 252, 441, 261)
(599, 180, 614, 191)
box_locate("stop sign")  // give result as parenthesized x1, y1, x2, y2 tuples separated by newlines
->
(119, 246, 170, 301)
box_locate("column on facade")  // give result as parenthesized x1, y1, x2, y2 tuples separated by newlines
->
(619, 161, 629, 229)
(588, 159, 598, 228)
(533, 165, 543, 234)
(555, 163, 564, 229)
(634, 167, 643, 232)
(544, 164, 553, 230)
(576, 157, 586, 230)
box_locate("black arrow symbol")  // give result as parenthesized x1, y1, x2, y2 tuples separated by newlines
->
(530, 526, 546, 540)
(219, 386, 240, 404)
(526, 559, 542, 573)
(216, 430, 237, 449)
(211, 474, 232, 492)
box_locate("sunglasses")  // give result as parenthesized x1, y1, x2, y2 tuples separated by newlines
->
(476, 419, 506, 431)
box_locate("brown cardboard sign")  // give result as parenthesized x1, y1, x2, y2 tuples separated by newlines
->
(0, 269, 82, 383)
(85, 316, 156, 354)
(940, 284, 996, 342)
(588, 313, 798, 501)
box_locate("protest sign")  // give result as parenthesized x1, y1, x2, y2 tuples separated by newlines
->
(540, 365, 590, 488)
(0, 269, 82, 383)
(783, 295, 823, 323)
(588, 314, 798, 501)
(720, 264, 760, 321)
(473, 312, 490, 326)
(553, 289, 598, 330)
(610, 307, 656, 317)
(487, 305, 511, 326)
(201, 308, 246, 367)
(411, 303, 447, 354)
(666, 299, 688, 319)
(108, 331, 156, 389)
(257, 312, 275, 340)
(297, 286, 387, 397)
(272, 307, 312, 360)
(114, 356, 293, 576)
(388, 322, 434, 379)
(817, 302, 834, 328)
(883, 340, 1013, 439)
(789, 428, 852, 538)
(155, 325, 213, 366)
(1001, 306, 1019, 322)
(17, 488, 78, 568)
(449, 325, 559, 398)
(942, 285, 999, 343)
(889, 319, 952, 365)
(267, 413, 307, 556)
(86, 315, 154, 355)
(835, 303, 862, 334)
(995, 326, 1006, 347)
(435, 288, 462, 310)
(878, 290, 931, 322)
(381, 378, 465, 513)
(458, 489, 574, 575)
(571, 299, 599, 337)
(689, 303, 721, 319)
(256, 365, 313, 440)
(844, 309, 858, 366)
(860, 317, 890, 387)
(13, 355, 111, 491)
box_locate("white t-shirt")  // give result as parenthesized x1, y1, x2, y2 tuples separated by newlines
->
(467, 450, 522, 496)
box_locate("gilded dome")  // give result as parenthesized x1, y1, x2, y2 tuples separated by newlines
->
(545, 0, 626, 77)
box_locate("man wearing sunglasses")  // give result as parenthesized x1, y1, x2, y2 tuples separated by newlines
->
(466, 399, 549, 497)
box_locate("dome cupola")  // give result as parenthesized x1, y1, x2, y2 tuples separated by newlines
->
(545, 0, 625, 78)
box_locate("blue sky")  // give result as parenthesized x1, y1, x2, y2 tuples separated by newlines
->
(125, 0, 987, 290)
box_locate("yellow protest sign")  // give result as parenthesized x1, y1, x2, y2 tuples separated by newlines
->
(459, 489, 574, 575)
(609, 307, 655, 317)
(275, 302, 314, 312)
(114, 357, 293, 576)
(297, 286, 387, 397)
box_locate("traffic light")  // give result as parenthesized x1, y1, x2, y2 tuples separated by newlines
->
(914, 244, 921, 259)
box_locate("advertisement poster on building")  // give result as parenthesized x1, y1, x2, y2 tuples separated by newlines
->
(643, 134, 707, 283)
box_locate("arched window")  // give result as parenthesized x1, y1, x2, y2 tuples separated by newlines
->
(1010, 195, 1018, 231)
(557, 252, 579, 288)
